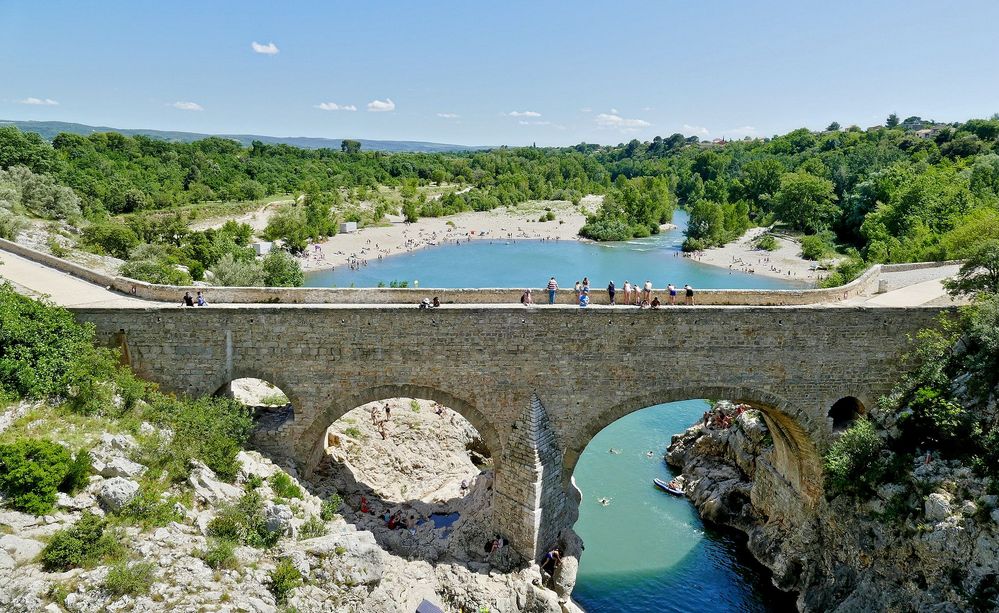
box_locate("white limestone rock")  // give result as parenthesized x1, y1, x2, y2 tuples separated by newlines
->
(188, 462, 242, 505)
(0, 535, 44, 565)
(98, 456, 147, 479)
(925, 492, 954, 522)
(98, 477, 139, 512)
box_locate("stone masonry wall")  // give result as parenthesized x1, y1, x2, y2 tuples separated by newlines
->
(70, 303, 949, 558)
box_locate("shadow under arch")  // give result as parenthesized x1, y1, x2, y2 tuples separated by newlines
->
(562, 385, 825, 508)
(298, 384, 502, 475)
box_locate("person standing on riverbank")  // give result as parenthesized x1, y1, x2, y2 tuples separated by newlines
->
(547, 277, 558, 304)
(684, 284, 694, 305)
(622, 281, 631, 305)
(607, 280, 616, 305)
(643, 280, 653, 304)
(667, 283, 677, 305)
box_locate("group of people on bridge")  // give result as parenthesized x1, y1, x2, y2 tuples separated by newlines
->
(525, 276, 695, 308)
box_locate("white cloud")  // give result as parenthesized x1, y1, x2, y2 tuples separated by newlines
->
(683, 123, 710, 136)
(315, 102, 357, 111)
(609, 108, 619, 114)
(171, 101, 204, 111)
(596, 113, 651, 129)
(519, 120, 551, 126)
(642, 106, 654, 112)
(580, 107, 592, 113)
(251, 41, 279, 55)
(19, 97, 59, 106)
(507, 110, 541, 117)
(367, 98, 395, 112)
(437, 112, 459, 118)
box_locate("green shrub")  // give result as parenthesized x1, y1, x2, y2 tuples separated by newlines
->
(268, 558, 303, 604)
(754, 234, 779, 251)
(897, 387, 977, 457)
(824, 418, 885, 498)
(41, 512, 126, 571)
(208, 491, 279, 549)
(245, 474, 264, 490)
(320, 493, 343, 521)
(298, 516, 328, 540)
(0, 210, 28, 240)
(269, 472, 303, 499)
(120, 258, 192, 286)
(800, 233, 834, 260)
(211, 253, 265, 287)
(81, 221, 139, 259)
(0, 439, 71, 514)
(199, 539, 239, 570)
(118, 483, 182, 529)
(262, 250, 304, 287)
(102, 561, 155, 597)
(61, 448, 92, 495)
(138, 394, 253, 482)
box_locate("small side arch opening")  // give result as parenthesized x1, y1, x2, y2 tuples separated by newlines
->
(215, 377, 296, 433)
(829, 396, 865, 432)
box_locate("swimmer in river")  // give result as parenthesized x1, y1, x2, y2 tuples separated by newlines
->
(608, 448, 621, 454)
(646, 451, 655, 458)
(598, 497, 612, 506)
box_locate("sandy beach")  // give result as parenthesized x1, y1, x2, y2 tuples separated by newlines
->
(690, 227, 836, 286)
(297, 196, 602, 272)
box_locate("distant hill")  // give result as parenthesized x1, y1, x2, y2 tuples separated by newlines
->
(0, 119, 491, 153)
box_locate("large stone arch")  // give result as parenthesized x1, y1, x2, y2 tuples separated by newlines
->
(561, 385, 825, 507)
(295, 383, 502, 475)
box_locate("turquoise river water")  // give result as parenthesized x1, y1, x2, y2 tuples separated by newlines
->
(307, 213, 799, 611)
(304, 210, 800, 291)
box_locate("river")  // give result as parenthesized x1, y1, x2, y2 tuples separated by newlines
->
(304, 210, 799, 290)
(306, 214, 798, 611)
(571, 400, 796, 612)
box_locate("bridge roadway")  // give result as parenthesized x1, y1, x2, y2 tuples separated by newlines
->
(0, 244, 962, 565)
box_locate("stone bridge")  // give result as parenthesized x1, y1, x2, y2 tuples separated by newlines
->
(70, 302, 948, 563)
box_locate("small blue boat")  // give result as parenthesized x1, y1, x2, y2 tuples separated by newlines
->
(653, 478, 684, 496)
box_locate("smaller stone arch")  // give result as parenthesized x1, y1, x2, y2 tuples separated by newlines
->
(296, 384, 501, 476)
(829, 396, 866, 432)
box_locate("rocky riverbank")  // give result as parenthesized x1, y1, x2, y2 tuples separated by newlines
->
(0, 398, 568, 612)
(666, 401, 999, 612)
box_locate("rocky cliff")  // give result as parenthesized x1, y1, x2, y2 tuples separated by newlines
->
(0, 398, 566, 613)
(667, 401, 999, 612)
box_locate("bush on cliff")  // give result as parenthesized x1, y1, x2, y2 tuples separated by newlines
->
(0, 438, 88, 515)
(824, 418, 885, 498)
(41, 511, 126, 571)
(0, 283, 144, 415)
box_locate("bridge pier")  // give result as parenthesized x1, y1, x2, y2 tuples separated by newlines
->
(493, 394, 572, 563)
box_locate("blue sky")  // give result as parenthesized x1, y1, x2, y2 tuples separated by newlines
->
(2, 0, 998, 146)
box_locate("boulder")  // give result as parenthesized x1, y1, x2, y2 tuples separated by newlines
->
(264, 502, 294, 536)
(188, 462, 242, 505)
(98, 456, 147, 479)
(0, 535, 44, 565)
(925, 492, 954, 522)
(98, 477, 140, 512)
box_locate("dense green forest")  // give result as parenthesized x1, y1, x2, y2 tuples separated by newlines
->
(2, 113, 999, 286)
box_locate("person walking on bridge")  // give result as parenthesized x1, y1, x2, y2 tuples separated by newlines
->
(546, 277, 558, 305)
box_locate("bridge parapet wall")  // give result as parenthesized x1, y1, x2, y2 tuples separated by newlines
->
(0, 238, 960, 306)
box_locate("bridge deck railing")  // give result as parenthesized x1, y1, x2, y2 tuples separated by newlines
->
(0, 237, 959, 307)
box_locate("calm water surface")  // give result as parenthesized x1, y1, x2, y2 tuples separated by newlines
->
(305, 211, 800, 290)
(572, 401, 797, 613)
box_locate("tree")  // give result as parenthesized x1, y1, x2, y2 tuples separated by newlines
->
(943, 239, 999, 298)
(340, 139, 361, 154)
(261, 250, 304, 287)
(886, 113, 900, 128)
(826, 122, 841, 132)
(211, 253, 265, 287)
(771, 172, 838, 233)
